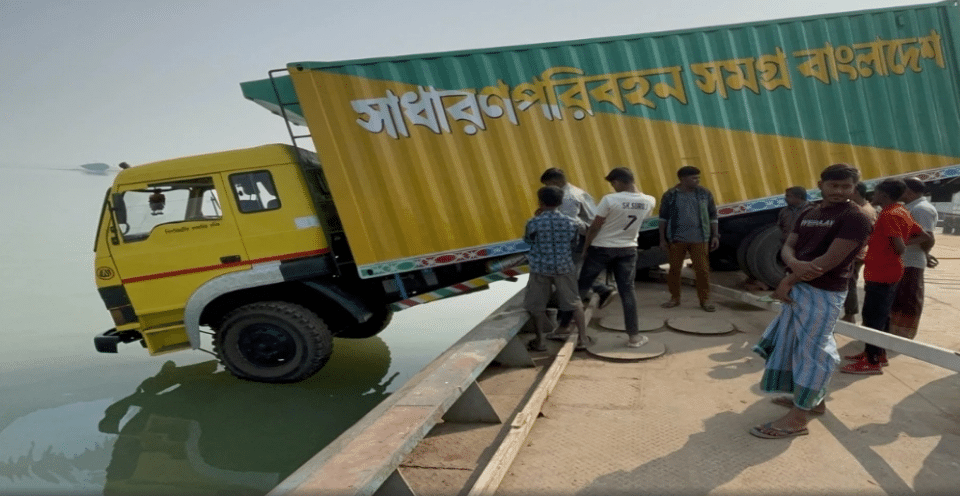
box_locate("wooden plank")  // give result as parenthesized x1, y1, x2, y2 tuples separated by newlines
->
(466, 294, 600, 496)
(268, 289, 531, 496)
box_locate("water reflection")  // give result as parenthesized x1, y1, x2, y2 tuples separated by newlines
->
(2, 337, 394, 495)
(99, 337, 395, 495)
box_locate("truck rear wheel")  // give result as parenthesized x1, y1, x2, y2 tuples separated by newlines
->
(736, 226, 767, 280)
(215, 301, 333, 383)
(745, 225, 787, 289)
(336, 308, 394, 339)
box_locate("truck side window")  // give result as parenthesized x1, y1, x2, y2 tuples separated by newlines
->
(229, 171, 280, 213)
(118, 177, 220, 242)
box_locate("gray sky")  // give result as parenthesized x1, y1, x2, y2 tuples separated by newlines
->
(0, 0, 936, 168)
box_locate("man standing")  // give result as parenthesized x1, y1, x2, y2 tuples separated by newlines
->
(522, 186, 589, 352)
(659, 165, 720, 312)
(841, 182, 878, 323)
(841, 179, 929, 375)
(887, 177, 937, 340)
(777, 186, 813, 241)
(579, 167, 656, 348)
(539, 168, 614, 334)
(751, 163, 872, 439)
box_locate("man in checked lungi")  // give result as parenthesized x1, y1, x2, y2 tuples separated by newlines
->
(750, 163, 873, 439)
(887, 177, 938, 340)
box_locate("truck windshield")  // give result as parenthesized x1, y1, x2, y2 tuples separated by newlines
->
(117, 177, 221, 242)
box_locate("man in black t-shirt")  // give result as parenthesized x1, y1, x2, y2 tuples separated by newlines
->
(750, 164, 872, 439)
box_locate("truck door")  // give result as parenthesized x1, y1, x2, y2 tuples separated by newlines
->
(224, 167, 328, 263)
(109, 175, 249, 317)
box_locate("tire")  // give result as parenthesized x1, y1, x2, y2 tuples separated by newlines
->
(335, 308, 394, 339)
(746, 225, 787, 289)
(736, 226, 767, 280)
(214, 301, 333, 383)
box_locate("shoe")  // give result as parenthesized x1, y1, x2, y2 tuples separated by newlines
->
(843, 351, 888, 366)
(597, 290, 618, 309)
(749, 422, 809, 439)
(661, 299, 680, 309)
(626, 335, 649, 348)
(700, 301, 717, 312)
(840, 359, 883, 375)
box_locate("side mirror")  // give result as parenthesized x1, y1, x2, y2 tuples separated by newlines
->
(112, 193, 127, 224)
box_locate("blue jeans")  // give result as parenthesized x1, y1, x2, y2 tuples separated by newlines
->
(578, 246, 638, 335)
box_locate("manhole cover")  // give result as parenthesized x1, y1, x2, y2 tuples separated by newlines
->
(597, 315, 664, 332)
(586, 333, 666, 361)
(666, 316, 735, 334)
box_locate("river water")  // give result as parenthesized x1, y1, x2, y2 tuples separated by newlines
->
(0, 166, 525, 495)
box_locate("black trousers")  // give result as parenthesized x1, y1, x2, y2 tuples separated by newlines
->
(861, 280, 899, 364)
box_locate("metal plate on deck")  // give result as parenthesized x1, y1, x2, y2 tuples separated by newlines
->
(666, 316, 735, 335)
(597, 315, 664, 332)
(585, 333, 666, 362)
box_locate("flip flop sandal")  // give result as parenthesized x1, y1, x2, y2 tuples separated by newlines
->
(526, 340, 547, 352)
(771, 396, 825, 415)
(545, 332, 573, 342)
(661, 300, 680, 309)
(749, 422, 809, 439)
(575, 336, 596, 351)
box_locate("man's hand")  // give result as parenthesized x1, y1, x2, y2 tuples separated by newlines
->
(710, 236, 720, 252)
(772, 278, 795, 303)
(788, 260, 824, 281)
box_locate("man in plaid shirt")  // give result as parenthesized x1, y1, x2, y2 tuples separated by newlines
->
(523, 186, 589, 352)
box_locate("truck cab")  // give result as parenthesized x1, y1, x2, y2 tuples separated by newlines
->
(93, 144, 392, 382)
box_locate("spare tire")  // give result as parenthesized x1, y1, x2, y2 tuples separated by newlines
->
(746, 225, 787, 289)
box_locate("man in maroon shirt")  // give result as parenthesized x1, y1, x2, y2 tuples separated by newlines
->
(751, 163, 872, 439)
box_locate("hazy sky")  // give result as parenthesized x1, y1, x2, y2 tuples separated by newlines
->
(0, 0, 937, 168)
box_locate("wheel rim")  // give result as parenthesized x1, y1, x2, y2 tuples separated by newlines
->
(236, 323, 298, 368)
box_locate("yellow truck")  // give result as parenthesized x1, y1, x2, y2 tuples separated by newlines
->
(94, 2, 960, 382)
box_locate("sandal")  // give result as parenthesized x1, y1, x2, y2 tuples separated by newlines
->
(545, 331, 573, 342)
(661, 300, 680, 309)
(575, 335, 595, 351)
(626, 335, 649, 348)
(771, 396, 825, 415)
(526, 340, 547, 352)
(749, 422, 809, 439)
(700, 302, 717, 312)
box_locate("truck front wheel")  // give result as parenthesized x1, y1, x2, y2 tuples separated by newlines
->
(215, 301, 333, 383)
(336, 308, 394, 339)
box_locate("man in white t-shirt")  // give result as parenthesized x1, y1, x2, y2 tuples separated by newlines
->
(888, 177, 938, 340)
(578, 167, 657, 347)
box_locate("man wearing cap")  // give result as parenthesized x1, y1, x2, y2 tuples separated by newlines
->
(658, 165, 720, 312)
(887, 177, 938, 340)
(578, 167, 656, 347)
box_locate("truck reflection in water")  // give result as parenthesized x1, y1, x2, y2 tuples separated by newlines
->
(98, 337, 396, 495)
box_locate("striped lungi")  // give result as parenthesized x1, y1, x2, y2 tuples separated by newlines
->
(752, 282, 846, 410)
(888, 266, 924, 340)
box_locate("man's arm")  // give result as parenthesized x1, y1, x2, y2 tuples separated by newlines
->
(781, 232, 828, 280)
(582, 216, 606, 258)
(707, 189, 719, 251)
(801, 238, 861, 280)
(659, 219, 668, 251)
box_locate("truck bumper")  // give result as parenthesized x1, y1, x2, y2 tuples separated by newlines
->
(94, 328, 142, 353)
